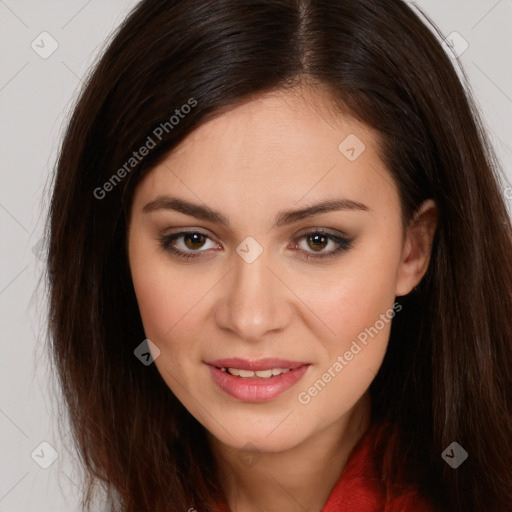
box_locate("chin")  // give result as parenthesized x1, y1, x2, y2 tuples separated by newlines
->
(206, 419, 309, 454)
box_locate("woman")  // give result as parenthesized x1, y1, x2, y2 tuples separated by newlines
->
(45, 0, 512, 511)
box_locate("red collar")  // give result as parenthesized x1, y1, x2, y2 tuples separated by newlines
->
(215, 423, 433, 512)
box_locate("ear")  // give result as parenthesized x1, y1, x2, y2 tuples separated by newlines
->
(395, 199, 438, 297)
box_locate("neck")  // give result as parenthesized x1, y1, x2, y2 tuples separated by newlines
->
(208, 391, 372, 512)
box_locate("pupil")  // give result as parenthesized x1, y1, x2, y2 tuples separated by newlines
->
(185, 233, 205, 250)
(309, 234, 327, 251)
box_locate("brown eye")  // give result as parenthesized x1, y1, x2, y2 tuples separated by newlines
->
(293, 230, 353, 261)
(183, 232, 207, 250)
(158, 230, 218, 260)
(306, 233, 329, 252)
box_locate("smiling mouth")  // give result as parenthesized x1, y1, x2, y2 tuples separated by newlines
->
(207, 362, 311, 402)
(205, 357, 311, 401)
(217, 367, 293, 378)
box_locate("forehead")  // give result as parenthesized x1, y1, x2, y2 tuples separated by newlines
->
(131, 86, 399, 224)
(167, 86, 376, 172)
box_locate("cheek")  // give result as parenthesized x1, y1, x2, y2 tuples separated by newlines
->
(294, 245, 400, 352)
(129, 256, 173, 341)
(128, 238, 221, 390)
(129, 252, 197, 386)
(293, 269, 399, 419)
(289, 236, 402, 411)
(129, 239, 209, 344)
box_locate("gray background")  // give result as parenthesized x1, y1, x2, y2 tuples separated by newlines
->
(1, 1, 511, 510)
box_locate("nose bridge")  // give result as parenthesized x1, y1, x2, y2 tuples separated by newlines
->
(216, 246, 292, 341)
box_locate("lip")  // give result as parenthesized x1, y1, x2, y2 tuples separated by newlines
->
(206, 358, 311, 402)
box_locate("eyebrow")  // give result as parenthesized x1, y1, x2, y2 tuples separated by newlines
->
(142, 194, 369, 228)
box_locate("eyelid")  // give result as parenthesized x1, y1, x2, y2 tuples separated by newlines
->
(160, 229, 220, 249)
(292, 226, 350, 239)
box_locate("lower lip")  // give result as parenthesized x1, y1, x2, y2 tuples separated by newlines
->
(207, 364, 310, 402)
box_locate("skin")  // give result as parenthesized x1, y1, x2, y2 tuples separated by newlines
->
(127, 84, 438, 512)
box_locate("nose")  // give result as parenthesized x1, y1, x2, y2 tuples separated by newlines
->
(214, 249, 294, 343)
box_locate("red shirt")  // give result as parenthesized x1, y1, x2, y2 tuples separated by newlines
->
(215, 423, 434, 512)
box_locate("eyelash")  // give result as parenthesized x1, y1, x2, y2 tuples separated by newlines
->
(158, 229, 353, 261)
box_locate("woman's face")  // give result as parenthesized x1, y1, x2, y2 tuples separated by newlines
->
(127, 86, 435, 452)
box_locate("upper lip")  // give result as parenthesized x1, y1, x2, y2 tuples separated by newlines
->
(206, 358, 309, 371)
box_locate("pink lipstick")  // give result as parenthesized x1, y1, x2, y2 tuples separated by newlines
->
(206, 357, 310, 402)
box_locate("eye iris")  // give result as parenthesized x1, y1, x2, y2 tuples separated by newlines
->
(307, 233, 328, 251)
(184, 233, 206, 250)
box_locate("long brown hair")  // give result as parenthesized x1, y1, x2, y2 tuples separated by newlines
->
(44, 0, 512, 510)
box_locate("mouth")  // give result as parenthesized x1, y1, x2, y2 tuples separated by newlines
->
(205, 358, 311, 402)
(218, 367, 293, 378)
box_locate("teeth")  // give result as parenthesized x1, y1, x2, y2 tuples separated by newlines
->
(220, 367, 292, 378)
(255, 369, 272, 378)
